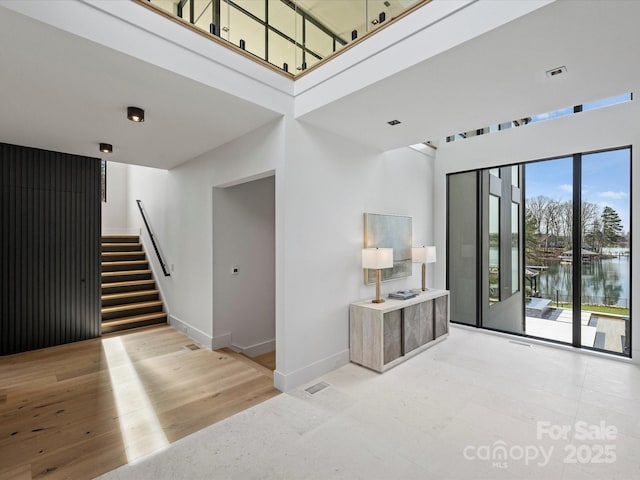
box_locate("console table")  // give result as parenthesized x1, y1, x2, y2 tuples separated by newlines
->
(349, 289, 449, 372)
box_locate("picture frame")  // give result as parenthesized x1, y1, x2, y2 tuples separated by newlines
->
(363, 213, 412, 284)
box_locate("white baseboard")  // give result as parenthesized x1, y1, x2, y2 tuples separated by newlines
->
(212, 332, 232, 350)
(169, 315, 213, 349)
(231, 339, 275, 358)
(274, 348, 350, 392)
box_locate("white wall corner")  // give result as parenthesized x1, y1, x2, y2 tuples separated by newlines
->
(169, 315, 214, 349)
(212, 332, 232, 350)
(231, 339, 275, 358)
(273, 349, 350, 392)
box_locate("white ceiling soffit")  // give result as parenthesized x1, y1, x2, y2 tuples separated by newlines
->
(0, 5, 281, 170)
(297, 0, 640, 151)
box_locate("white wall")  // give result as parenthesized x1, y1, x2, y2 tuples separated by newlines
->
(274, 119, 434, 389)
(101, 161, 131, 235)
(128, 120, 285, 348)
(212, 176, 275, 357)
(294, 0, 553, 115)
(433, 98, 640, 363)
(124, 115, 434, 390)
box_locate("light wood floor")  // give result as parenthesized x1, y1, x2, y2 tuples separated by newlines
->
(0, 325, 279, 480)
(246, 351, 276, 371)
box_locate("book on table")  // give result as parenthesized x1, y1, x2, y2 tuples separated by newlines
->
(388, 290, 417, 300)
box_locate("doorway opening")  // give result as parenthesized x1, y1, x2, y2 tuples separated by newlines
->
(212, 175, 276, 371)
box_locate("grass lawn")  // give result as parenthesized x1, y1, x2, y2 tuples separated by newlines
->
(555, 303, 629, 316)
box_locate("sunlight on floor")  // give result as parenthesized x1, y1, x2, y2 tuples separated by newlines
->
(102, 337, 169, 464)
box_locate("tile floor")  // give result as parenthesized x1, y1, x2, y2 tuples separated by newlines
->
(99, 326, 640, 479)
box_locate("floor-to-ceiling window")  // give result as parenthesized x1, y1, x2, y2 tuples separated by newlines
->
(447, 146, 631, 356)
(523, 156, 574, 345)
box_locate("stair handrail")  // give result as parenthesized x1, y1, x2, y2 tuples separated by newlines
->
(136, 199, 171, 277)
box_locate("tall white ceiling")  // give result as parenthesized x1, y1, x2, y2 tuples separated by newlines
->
(0, 4, 281, 169)
(298, 0, 640, 151)
(0, 0, 637, 169)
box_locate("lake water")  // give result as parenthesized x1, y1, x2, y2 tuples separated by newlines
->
(534, 255, 630, 308)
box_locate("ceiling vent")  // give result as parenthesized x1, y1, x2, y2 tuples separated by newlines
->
(546, 66, 567, 78)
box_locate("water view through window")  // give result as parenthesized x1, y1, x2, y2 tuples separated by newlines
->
(524, 148, 631, 354)
(448, 146, 631, 356)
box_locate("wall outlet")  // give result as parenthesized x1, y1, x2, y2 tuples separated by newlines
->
(231, 266, 239, 275)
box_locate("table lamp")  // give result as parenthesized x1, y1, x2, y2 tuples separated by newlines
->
(362, 247, 393, 303)
(412, 246, 436, 291)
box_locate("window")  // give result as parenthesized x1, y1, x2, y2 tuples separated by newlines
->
(101, 160, 107, 203)
(489, 194, 500, 304)
(447, 147, 631, 357)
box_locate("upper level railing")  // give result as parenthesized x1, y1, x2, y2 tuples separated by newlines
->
(134, 0, 430, 77)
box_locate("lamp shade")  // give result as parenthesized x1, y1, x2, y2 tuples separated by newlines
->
(362, 248, 393, 269)
(412, 246, 437, 263)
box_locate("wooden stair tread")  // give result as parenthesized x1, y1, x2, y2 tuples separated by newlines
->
(101, 260, 148, 266)
(99, 237, 166, 335)
(102, 300, 163, 314)
(102, 312, 167, 327)
(101, 279, 155, 289)
(102, 269, 152, 277)
(101, 289, 159, 301)
(101, 235, 139, 239)
(101, 243, 142, 247)
(101, 279, 156, 289)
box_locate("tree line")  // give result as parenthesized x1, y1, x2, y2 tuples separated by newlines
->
(525, 195, 625, 254)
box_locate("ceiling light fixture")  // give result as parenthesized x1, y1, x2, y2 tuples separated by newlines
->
(387, 119, 401, 126)
(99, 143, 113, 153)
(127, 106, 145, 122)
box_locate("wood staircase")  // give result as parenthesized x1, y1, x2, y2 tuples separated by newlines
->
(101, 235, 167, 334)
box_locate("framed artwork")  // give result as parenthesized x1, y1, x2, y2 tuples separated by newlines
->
(363, 213, 412, 284)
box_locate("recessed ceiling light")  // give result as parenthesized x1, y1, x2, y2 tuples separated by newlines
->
(387, 120, 401, 126)
(127, 106, 145, 122)
(546, 66, 567, 78)
(99, 143, 113, 153)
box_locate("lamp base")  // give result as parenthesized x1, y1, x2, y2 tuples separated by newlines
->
(372, 299, 385, 304)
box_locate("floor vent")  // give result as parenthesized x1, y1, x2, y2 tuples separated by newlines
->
(305, 381, 329, 395)
(509, 340, 532, 347)
(185, 344, 201, 350)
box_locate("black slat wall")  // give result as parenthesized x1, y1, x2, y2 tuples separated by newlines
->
(0, 142, 101, 355)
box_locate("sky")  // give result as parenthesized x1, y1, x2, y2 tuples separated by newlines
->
(524, 148, 631, 231)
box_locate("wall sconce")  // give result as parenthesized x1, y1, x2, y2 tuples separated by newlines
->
(412, 246, 436, 291)
(127, 106, 145, 123)
(99, 143, 113, 153)
(362, 247, 393, 303)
